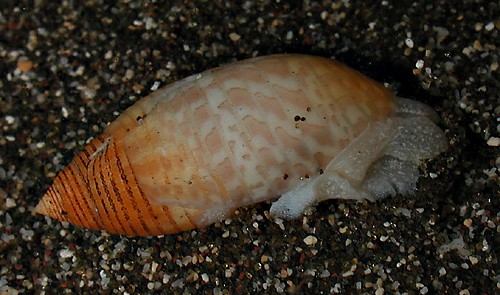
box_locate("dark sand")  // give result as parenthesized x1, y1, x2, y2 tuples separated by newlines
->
(0, 1, 498, 294)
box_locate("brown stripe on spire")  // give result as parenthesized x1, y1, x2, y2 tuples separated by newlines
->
(57, 169, 88, 227)
(70, 153, 100, 228)
(112, 139, 160, 235)
(87, 148, 119, 233)
(103, 140, 140, 236)
(45, 186, 65, 220)
(95, 141, 129, 234)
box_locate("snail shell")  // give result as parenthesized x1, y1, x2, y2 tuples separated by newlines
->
(35, 54, 448, 236)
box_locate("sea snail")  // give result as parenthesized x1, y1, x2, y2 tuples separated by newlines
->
(35, 54, 448, 236)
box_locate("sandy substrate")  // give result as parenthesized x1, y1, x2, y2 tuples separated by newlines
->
(0, 1, 498, 294)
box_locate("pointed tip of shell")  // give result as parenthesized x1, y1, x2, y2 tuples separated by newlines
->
(33, 189, 61, 220)
(33, 199, 48, 216)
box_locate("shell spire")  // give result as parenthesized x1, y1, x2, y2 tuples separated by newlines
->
(34, 137, 104, 231)
(36, 135, 208, 236)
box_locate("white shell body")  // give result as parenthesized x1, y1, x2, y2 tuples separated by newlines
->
(35, 54, 448, 236)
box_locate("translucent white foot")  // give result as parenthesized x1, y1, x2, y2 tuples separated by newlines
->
(270, 97, 448, 219)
